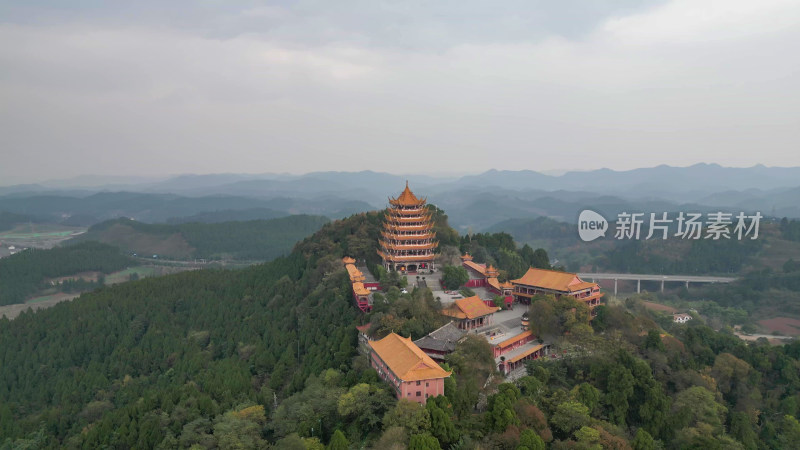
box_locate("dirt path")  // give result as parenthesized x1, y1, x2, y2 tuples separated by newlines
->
(0, 293, 79, 320)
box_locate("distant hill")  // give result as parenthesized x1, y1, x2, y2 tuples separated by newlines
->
(3, 165, 799, 232)
(444, 164, 800, 200)
(0, 212, 44, 232)
(70, 215, 330, 260)
(0, 192, 372, 224)
(166, 208, 288, 224)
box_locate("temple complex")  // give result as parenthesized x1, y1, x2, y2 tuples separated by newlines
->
(378, 183, 437, 274)
(368, 332, 452, 404)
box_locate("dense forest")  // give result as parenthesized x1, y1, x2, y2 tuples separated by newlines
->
(1, 212, 799, 449)
(73, 215, 330, 260)
(0, 212, 42, 232)
(0, 241, 132, 306)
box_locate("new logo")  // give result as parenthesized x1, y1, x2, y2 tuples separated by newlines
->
(578, 210, 608, 242)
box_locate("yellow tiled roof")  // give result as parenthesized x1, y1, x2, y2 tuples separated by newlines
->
(512, 267, 597, 293)
(568, 281, 597, 292)
(369, 333, 451, 381)
(342, 256, 356, 265)
(496, 330, 533, 349)
(442, 296, 499, 320)
(507, 344, 545, 364)
(345, 264, 365, 282)
(463, 260, 486, 276)
(352, 282, 370, 296)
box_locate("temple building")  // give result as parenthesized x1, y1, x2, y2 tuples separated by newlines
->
(460, 253, 514, 305)
(442, 295, 500, 330)
(511, 267, 604, 315)
(343, 257, 378, 312)
(368, 332, 452, 404)
(378, 183, 437, 274)
(413, 322, 466, 362)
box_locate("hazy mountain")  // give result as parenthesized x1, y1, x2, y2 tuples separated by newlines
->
(1, 164, 797, 230)
(0, 192, 373, 224)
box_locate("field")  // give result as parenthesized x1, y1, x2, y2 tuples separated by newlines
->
(641, 301, 678, 314)
(104, 266, 158, 284)
(0, 292, 79, 319)
(757, 317, 800, 336)
(0, 224, 86, 250)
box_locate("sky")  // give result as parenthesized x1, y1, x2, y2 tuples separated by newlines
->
(1, 0, 799, 184)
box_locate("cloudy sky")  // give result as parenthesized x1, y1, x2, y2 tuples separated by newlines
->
(1, 0, 799, 184)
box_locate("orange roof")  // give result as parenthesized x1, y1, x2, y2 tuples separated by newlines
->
(485, 265, 499, 277)
(497, 330, 534, 349)
(463, 260, 486, 276)
(507, 344, 545, 364)
(568, 281, 597, 292)
(369, 333, 451, 381)
(500, 281, 513, 288)
(389, 182, 426, 206)
(487, 277, 501, 291)
(512, 267, 597, 293)
(352, 282, 370, 296)
(342, 256, 356, 265)
(345, 264, 365, 282)
(460, 253, 473, 261)
(442, 296, 499, 320)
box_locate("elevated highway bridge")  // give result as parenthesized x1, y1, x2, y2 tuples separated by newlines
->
(577, 272, 737, 295)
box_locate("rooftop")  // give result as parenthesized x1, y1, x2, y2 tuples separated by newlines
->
(512, 267, 598, 293)
(413, 322, 466, 353)
(389, 182, 426, 207)
(442, 295, 499, 320)
(369, 333, 452, 381)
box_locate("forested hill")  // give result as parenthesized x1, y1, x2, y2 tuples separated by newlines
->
(70, 215, 330, 260)
(0, 241, 133, 306)
(0, 211, 384, 448)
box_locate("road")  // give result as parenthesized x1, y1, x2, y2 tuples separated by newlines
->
(578, 272, 737, 294)
(578, 273, 736, 283)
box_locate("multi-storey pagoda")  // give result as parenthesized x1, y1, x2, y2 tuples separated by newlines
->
(378, 183, 438, 273)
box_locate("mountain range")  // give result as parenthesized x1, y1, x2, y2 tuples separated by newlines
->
(1, 164, 798, 230)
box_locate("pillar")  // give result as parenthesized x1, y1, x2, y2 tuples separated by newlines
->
(637, 279, 641, 293)
(661, 279, 664, 293)
(614, 279, 618, 296)
(685, 280, 689, 290)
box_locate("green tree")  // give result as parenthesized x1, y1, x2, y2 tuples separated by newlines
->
(441, 266, 469, 290)
(571, 383, 600, 413)
(408, 433, 441, 450)
(631, 428, 655, 450)
(383, 400, 431, 435)
(327, 429, 349, 450)
(550, 401, 590, 436)
(517, 429, 545, 450)
(426, 398, 457, 446)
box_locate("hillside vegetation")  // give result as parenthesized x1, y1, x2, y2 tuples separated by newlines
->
(72, 215, 330, 260)
(1, 211, 800, 449)
(0, 242, 132, 306)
